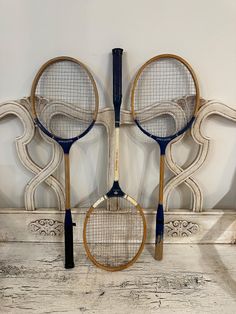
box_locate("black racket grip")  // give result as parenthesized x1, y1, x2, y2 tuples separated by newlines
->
(112, 48, 123, 124)
(64, 210, 75, 269)
(155, 203, 164, 260)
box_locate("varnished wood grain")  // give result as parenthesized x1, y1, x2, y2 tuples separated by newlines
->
(0, 243, 235, 313)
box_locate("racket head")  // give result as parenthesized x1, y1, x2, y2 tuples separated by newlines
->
(131, 54, 200, 140)
(31, 56, 99, 140)
(83, 194, 146, 271)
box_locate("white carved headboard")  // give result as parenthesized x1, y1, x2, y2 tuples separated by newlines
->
(0, 98, 235, 244)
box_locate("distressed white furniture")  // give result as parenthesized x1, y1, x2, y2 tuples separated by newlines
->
(1, 243, 236, 313)
(0, 98, 235, 244)
(0, 98, 236, 313)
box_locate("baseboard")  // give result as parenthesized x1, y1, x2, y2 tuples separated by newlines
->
(0, 208, 235, 244)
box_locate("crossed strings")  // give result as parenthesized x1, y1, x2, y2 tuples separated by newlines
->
(85, 197, 144, 268)
(36, 61, 96, 139)
(134, 58, 196, 137)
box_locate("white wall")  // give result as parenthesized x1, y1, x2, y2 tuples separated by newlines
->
(0, 0, 236, 209)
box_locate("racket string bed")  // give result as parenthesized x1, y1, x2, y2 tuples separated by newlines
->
(134, 59, 196, 138)
(35, 60, 96, 139)
(85, 198, 144, 268)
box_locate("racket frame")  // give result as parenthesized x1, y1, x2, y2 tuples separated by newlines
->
(131, 54, 200, 260)
(31, 56, 99, 268)
(31, 56, 98, 152)
(83, 194, 146, 271)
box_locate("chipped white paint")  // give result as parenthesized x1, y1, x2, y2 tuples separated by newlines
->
(0, 243, 236, 314)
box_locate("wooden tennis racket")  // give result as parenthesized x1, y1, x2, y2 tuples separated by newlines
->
(131, 54, 200, 260)
(31, 56, 99, 268)
(83, 49, 146, 271)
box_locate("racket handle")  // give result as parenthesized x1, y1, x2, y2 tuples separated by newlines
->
(64, 210, 76, 269)
(112, 48, 123, 125)
(155, 203, 164, 260)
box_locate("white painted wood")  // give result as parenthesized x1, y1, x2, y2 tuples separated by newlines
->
(0, 98, 236, 312)
(0, 208, 235, 244)
(0, 98, 65, 211)
(0, 98, 217, 212)
(0, 243, 235, 313)
(0, 98, 236, 244)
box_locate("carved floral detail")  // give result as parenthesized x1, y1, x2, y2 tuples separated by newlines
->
(165, 220, 199, 237)
(28, 219, 63, 236)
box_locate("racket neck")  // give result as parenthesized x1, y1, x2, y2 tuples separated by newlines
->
(64, 153, 70, 210)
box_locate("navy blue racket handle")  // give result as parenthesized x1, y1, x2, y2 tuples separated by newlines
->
(156, 204, 164, 239)
(155, 204, 164, 260)
(64, 210, 75, 269)
(112, 48, 123, 125)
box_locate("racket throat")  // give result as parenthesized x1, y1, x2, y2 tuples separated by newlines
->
(156, 140, 168, 155)
(107, 181, 125, 197)
(59, 140, 75, 154)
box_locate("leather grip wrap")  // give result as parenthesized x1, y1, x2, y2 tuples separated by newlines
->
(112, 48, 123, 126)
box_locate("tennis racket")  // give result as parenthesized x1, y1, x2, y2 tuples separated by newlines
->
(83, 48, 146, 271)
(131, 54, 200, 260)
(31, 56, 99, 268)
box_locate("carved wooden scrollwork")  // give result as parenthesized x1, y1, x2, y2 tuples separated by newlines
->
(164, 100, 236, 212)
(1, 98, 236, 214)
(165, 220, 200, 237)
(0, 98, 65, 211)
(28, 218, 63, 236)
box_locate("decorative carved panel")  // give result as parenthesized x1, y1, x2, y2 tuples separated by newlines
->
(0, 98, 236, 243)
(28, 219, 63, 236)
(165, 220, 200, 237)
